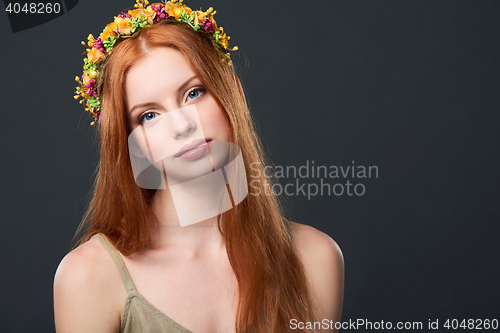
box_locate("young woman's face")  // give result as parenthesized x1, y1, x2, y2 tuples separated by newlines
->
(125, 47, 231, 183)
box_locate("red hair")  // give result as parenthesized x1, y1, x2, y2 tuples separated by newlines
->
(73, 20, 318, 332)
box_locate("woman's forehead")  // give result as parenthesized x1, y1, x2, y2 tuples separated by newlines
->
(125, 47, 198, 106)
(128, 47, 194, 80)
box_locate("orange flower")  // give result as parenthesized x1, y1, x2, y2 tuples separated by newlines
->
(143, 6, 156, 25)
(87, 48, 106, 63)
(164, 3, 173, 16)
(166, 3, 184, 19)
(100, 26, 115, 41)
(128, 7, 155, 25)
(193, 10, 202, 24)
(105, 22, 118, 35)
(129, 8, 142, 19)
(114, 17, 134, 35)
(82, 73, 91, 85)
(195, 7, 214, 22)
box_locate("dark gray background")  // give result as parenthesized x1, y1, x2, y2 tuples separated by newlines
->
(1, 0, 499, 332)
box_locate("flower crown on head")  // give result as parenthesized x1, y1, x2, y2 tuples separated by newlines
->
(74, 0, 238, 126)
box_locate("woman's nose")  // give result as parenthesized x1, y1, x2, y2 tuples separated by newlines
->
(169, 107, 197, 139)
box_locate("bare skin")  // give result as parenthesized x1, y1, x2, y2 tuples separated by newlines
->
(54, 47, 344, 332)
(54, 219, 343, 333)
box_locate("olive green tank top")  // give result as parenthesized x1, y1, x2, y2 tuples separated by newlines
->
(92, 218, 292, 332)
(92, 233, 194, 333)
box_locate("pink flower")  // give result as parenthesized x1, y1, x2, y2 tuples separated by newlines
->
(85, 79, 98, 97)
(151, 4, 168, 21)
(93, 38, 107, 53)
(199, 19, 215, 33)
(118, 11, 132, 19)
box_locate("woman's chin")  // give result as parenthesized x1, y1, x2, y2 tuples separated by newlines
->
(164, 159, 215, 184)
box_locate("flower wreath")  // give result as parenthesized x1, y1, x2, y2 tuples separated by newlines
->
(74, 0, 238, 125)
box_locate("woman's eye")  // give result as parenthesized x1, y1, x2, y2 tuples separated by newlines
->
(186, 87, 205, 102)
(138, 112, 156, 124)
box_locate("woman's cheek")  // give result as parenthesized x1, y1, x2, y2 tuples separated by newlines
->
(197, 103, 230, 141)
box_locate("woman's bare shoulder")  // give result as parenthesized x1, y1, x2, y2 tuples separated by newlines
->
(290, 221, 343, 261)
(54, 237, 123, 332)
(289, 221, 344, 324)
(54, 237, 116, 287)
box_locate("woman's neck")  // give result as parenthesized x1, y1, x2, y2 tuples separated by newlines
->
(149, 186, 226, 256)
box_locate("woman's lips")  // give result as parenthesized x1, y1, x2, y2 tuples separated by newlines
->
(175, 139, 212, 160)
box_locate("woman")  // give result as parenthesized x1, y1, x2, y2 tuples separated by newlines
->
(54, 1, 344, 332)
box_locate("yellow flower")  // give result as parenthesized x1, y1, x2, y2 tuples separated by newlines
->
(114, 17, 134, 35)
(88, 70, 98, 79)
(86, 34, 95, 47)
(87, 48, 106, 64)
(134, 0, 149, 9)
(173, 6, 184, 18)
(221, 57, 232, 66)
(220, 39, 228, 49)
(216, 28, 229, 49)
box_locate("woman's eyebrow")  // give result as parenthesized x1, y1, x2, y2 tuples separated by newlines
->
(129, 102, 158, 116)
(177, 75, 198, 95)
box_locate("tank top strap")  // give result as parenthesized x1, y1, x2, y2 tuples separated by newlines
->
(91, 233, 137, 294)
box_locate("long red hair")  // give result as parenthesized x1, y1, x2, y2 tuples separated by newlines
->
(73, 20, 318, 332)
